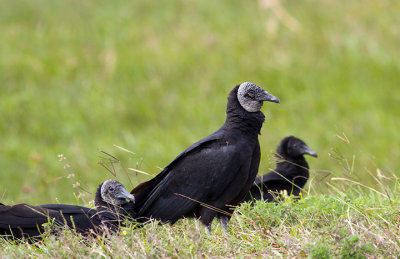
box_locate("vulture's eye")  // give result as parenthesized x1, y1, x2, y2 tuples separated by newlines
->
(246, 89, 255, 98)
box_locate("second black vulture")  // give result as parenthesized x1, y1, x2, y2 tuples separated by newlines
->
(0, 179, 135, 241)
(131, 82, 280, 231)
(243, 136, 318, 202)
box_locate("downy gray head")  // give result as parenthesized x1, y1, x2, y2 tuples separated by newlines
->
(237, 82, 280, 112)
(101, 179, 135, 205)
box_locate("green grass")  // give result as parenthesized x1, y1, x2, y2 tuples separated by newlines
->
(1, 0, 399, 204)
(0, 0, 399, 255)
(1, 190, 399, 257)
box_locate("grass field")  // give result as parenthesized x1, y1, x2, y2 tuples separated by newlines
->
(0, 0, 399, 256)
(1, 191, 400, 257)
(1, 0, 398, 204)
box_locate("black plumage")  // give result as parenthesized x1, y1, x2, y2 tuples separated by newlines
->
(243, 136, 318, 202)
(0, 179, 135, 241)
(131, 82, 279, 231)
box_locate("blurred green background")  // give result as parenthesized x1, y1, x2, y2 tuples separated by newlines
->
(0, 0, 399, 204)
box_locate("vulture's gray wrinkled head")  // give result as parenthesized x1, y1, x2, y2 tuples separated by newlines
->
(237, 82, 280, 112)
(101, 179, 135, 205)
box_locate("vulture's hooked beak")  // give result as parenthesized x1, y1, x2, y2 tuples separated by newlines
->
(301, 145, 318, 158)
(117, 188, 136, 203)
(259, 91, 280, 104)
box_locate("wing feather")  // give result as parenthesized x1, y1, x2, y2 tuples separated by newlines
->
(136, 138, 249, 222)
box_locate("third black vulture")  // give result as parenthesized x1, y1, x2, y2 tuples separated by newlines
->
(0, 179, 135, 241)
(131, 82, 280, 231)
(243, 136, 318, 202)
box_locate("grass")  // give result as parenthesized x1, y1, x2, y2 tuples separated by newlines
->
(0, 0, 399, 256)
(2, 144, 400, 257)
(1, 190, 399, 257)
(0, 0, 399, 204)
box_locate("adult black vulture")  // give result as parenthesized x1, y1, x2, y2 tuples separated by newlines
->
(0, 179, 135, 241)
(131, 82, 279, 231)
(243, 136, 318, 202)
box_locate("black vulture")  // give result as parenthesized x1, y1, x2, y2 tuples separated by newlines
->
(131, 82, 279, 231)
(93, 179, 136, 231)
(0, 179, 135, 241)
(243, 136, 318, 202)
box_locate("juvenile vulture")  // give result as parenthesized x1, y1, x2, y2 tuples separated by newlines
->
(243, 136, 318, 202)
(0, 179, 134, 241)
(131, 82, 279, 231)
